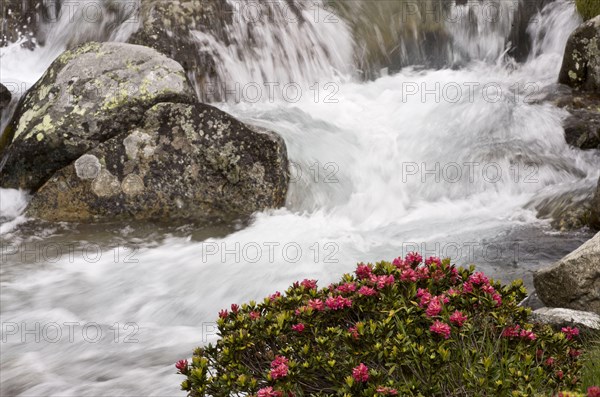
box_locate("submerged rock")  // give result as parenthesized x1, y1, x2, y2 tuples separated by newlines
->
(534, 232, 600, 315)
(26, 102, 289, 222)
(558, 15, 600, 91)
(0, 42, 195, 191)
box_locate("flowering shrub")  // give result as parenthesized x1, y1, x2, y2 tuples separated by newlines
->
(177, 254, 586, 396)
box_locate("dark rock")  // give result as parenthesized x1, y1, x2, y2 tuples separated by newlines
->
(26, 102, 289, 223)
(590, 177, 600, 230)
(0, 83, 11, 111)
(0, 42, 195, 191)
(558, 16, 600, 91)
(534, 232, 600, 315)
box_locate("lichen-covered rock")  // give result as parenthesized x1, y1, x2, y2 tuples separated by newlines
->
(0, 83, 11, 111)
(534, 232, 600, 315)
(26, 102, 289, 223)
(558, 16, 600, 91)
(0, 42, 195, 191)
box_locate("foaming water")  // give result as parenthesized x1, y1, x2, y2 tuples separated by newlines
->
(1, 0, 599, 396)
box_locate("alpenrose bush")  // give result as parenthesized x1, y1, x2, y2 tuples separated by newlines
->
(177, 254, 586, 396)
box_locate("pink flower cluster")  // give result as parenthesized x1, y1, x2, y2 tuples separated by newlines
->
(502, 325, 536, 341)
(358, 286, 377, 296)
(561, 326, 579, 340)
(449, 310, 468, 327)
(270, 356, 289, 380)
(337, 282, 356, 294)
(370, 274, 395, 289)
(291, 323, 305, 333)
(300, 279, 318, 290)
(355, 264, 373, 280)
(325, 295, 353, 310)
(175, 359, 188, 373)
(587, 386, 600, 397)
(257, 387, 282, 397)
(352, 363, 369, 382)
(430, 320, 451, 339)
(376, 386, 398, 395)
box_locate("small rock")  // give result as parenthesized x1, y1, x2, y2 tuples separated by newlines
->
(531, 307, 600, 331)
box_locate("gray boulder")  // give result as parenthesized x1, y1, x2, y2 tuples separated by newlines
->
(590, 177, 600, 230)
(534, 232, 600, 314)
(0, 42, 195, 191)
(531, 307, 600, 331)
(26, 102, 289, 222)
(558, 15, 600, 91)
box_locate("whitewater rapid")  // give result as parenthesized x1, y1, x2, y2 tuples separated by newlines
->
(1, 0, 599, 396)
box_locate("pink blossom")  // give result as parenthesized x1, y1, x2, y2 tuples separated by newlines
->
(569, 348, 582, 358)
(392, 257, 408, 269)
(417, 266, 430, 280)
(325, 296, 352, 310)
(400, 268, 418, 282)
(269, 291, 282, 301)
(481, 284, 495, 295)
(249, 311, 260, 320)
(405, 252, 423, 266)
(418, 290, 433, 308)
(561, 326, 579, 340)
(447, 288, 459, 297)
(291, 323, 305, 333)
(355, 263, 373, 280)
(449, 310, 468, 327)
(430, 320, 451, 339)
(257, 387, 282, 397)
(556, 370, 564, 380)
(371, 274, 395, 289)
(469, 272, 489, 286)
(300, 279, 318, 290)
(519, 329, 536, 340)
(462, 282, 474, 294)
(218, 309, 228, 319)
(337, 282, 356, 294)
(426, 298, 442, 317)
(308, 299, 324, 311)
(270, 356, 289, 380)
(588, 386, 600, 397)
(502, 325, 521, 338)
(175, 359, 188, 373)
(358, 286, 377, 297)
(492, 293, 502, 307)
(352, 363, 369, 382)
(425, 256, 442, 266)
(544, 357, 555, 366)
(349, 325, 360, 340)
(231, 304, 240, 314)
(376, 386, 398, 395)
(431, 269, 445, 282)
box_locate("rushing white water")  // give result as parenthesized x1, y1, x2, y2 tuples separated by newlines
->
(0, 0, 598, 396)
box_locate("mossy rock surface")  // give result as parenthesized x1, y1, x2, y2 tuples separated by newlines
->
(26, 102, 289, 223)
(576, 0, 600, 21)
(0, 42, 195, 191)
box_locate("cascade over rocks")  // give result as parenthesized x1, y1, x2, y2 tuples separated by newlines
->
(0, 42, 289, 223)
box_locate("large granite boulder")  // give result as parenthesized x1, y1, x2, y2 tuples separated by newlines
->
(0, 42, 195, 191)
(26, 102, 289, 222)
(558, 16, 600, 91)
(534, 233, 600, 314)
